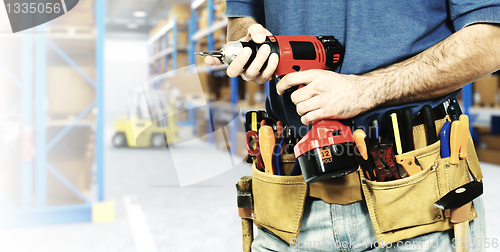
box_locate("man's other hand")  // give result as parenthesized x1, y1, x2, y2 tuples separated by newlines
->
(276, 70, 375, 125)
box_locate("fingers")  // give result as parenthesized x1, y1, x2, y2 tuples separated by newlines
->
(204, 56, 223, 66)
(227, 24, 275, 82)
(290, 84, 317, 105)
(227, 47, 252, 78)
(300, 108, 325, 125)
(252, 53, 279, 84)
(294, 95, 321, 116)
(242, 44, 270, 79)
(276, 70, 316, 95)
(246, 24, 272, 43)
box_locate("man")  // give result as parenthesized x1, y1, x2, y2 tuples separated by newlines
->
(206, 1, 500, 251)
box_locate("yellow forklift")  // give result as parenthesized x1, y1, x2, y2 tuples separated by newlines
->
(112, 88, 181, 148)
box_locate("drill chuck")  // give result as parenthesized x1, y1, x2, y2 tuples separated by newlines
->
(220, 41, 245, 65)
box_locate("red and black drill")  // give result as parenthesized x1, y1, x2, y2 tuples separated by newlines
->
(197, 35, 359, 183)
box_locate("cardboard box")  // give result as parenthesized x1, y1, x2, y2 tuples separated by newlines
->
(244, 80, 265, 106)
(219, 87, 231, 102)
(214, 0, 226, 20)
(195, 42, 208, 66)
(49, 9, 95, 27)
(46, 126, 94, 206)
(213, 29, 227, 49)
(70, 0, 94, 12)
(474, 75, 499, 107)
(198, 8, 209, 30)
(47, 126, 94, 158)
(168, 51, 189, 70)
(47, 66, 96, 116)
(198, 72, 214, 93)
(480, 134, 500, 150)
(47, 152, 93, 206)
(169, 29, 189, 48)
(169, 4, 191, 24)
(476, 148, 500, 165)
(169, 72, 210, 96)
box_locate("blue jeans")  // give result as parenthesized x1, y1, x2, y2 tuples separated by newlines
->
(252, 196, 485, 252)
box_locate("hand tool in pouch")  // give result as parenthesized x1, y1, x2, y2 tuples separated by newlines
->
(390, 111, 421, 177)
(294, 120, 358, 183)
(449, 121, 464, 165)
(245, 111, 259, 164)
(353, 129, 377, 180)
(422, 105, 438, 145)
(434, 181, 483, 252)
(440, 121, 452, 158)
(245, 130, 264, 171)
(459, 115, 469, 159)
(259, 125, 276, 174)
(447, 98, 462, 122)
(369, 114, 402, 182)
(401, 107, 415, 152)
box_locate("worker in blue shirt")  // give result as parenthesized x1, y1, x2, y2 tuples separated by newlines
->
(206, 1, 500, 251)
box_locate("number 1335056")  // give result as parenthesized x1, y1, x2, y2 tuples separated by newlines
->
(6, 2, 62, 14)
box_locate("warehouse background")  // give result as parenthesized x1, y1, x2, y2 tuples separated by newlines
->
(0, 0, 499, 251)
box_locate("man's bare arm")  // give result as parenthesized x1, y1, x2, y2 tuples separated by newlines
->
(365, 23, 500, 108)
(277, 23, 500, 123)
(227, 17, 259, 41)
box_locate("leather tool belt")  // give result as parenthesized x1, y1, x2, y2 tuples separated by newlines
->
(246, 99, 483, 245)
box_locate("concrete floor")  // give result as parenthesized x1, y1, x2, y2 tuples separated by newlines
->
(0, 135, 499, 252)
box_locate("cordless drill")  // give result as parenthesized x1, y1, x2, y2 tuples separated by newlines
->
(197, 35, 359, 183)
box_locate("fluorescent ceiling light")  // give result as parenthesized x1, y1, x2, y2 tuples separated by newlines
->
(126, 23, 139, 29)
(133, 11, 147, 18)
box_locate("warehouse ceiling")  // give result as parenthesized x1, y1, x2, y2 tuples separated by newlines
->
(106, 0, 191, 34)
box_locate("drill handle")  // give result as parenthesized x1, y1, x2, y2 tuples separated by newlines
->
(241, 37, 280, 71)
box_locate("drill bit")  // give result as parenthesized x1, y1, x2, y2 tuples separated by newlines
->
(195, 51, 223, 57)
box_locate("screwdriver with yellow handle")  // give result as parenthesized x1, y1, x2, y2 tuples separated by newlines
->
(259, 125, 275, 174)
(449, 116, 472, 252)
(459, 114, 469, 159)
(450, 116, 469, 165)
(449, 120, 462, 165)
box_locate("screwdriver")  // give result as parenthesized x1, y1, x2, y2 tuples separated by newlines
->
(390, 112, 403, 155)
(196, 51, 223, 57)
(259, 125, 275, 175)
(353, 129, 377, 180)
(449, 121, 462, 165)
(459, 115, 469, 159)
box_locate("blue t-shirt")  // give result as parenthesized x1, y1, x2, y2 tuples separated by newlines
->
(226, 0, 500, 134)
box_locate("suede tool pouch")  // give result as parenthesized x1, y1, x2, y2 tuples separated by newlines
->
(360, 121, 482, 245)
(252, 154, 308, 244)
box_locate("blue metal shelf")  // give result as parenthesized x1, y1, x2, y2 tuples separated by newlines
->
(188, 0, 241, 151)
(0, 0, 106, 226)
(148, 17, 189, 79)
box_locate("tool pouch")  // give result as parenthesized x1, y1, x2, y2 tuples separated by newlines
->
(360, 117, 483, 245)
(251, 154, 308, 244)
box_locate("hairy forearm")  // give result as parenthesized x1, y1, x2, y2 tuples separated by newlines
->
(362, 23, 500, 109)
(227, 17, 259, 41)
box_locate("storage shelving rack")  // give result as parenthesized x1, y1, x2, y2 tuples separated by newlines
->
(148, 17, 188, 80)
(188, 0, 243, 154)
(0, 0, 106, 226)
(148, 15, 193, 129)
